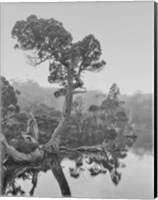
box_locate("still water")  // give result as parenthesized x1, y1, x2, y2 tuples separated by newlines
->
(14, 151, 153, 199)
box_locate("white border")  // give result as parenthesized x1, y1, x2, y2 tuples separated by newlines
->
(0, 1, 157, 200)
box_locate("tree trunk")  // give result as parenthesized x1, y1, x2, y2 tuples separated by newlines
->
(44, 63, 73, 152)
(51, 159, 71, 196)
(30, 171, 38, 196)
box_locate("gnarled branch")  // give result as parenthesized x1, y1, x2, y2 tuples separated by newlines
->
(0, 134, 44, 163)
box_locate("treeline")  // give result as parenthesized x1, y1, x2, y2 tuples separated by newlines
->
(122, 93, 153, 155)
(2, 78, 153, 155)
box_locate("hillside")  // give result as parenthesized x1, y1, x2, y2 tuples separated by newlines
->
(12, 79, 105, 111)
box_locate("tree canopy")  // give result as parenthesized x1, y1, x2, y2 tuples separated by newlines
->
(12, 15, 106, 97)
(1, 76, 20, 119)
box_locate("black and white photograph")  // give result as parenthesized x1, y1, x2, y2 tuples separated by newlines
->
(0, 2, 155, 199)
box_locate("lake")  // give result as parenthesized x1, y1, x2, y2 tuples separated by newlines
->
(11, 150, 154, 199)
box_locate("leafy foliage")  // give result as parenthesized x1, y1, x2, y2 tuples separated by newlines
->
(1, 77, 40, 154)
(12, 15, 72, 57)
(1, 76, 20, 120)
(60, 83, 134, 148)
(88, 105, 99, 113)
(98, 83, 127, 130)
(12, 15, 106, 97)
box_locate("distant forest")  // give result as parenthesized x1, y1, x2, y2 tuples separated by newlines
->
(11, 79, 153, 156)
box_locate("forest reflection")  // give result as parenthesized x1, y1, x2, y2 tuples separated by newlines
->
(2, 134, 137, 197)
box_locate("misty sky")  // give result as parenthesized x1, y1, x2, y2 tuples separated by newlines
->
(1, 2, 154, 94)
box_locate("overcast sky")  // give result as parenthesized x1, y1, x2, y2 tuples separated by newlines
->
(1, 2, 154, 94)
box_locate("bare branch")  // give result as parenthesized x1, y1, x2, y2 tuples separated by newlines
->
(29, 108, 39, 141)
(25, 107, 39, 141)
(73, 90, 87, 95)
(26, 54, 51, 66)
(0, 134, 44, 163)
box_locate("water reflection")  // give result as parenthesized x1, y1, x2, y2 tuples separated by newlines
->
(2, 134, 139, 197)
(2, 155, 71, 197)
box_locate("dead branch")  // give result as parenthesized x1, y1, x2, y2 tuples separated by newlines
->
(25, 107, 39, 141)
(0, 134, 44, 163)
(59, 144, 103, 153)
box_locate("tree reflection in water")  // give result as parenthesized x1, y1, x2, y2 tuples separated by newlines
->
(2, 155, 71, 196)
(2, 134, 137, 197)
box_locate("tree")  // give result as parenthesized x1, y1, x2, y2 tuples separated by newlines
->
(1, 76, 20, 122)
(99, 83, 126, 129)
(1, 16, 139, 198)
(88, 105, 99, 117)
(71, 97, 87, 134)
(11, 15, 106, 152)
(72, 97, 84, 115)
(0, 76, 45, 165)
(0, 76, 23, 143)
